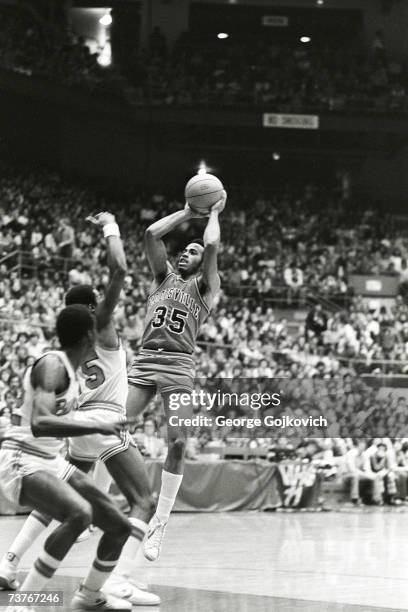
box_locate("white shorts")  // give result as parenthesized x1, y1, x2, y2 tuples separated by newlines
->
(0, 442, 76, 512)
(68, 408, 133, 464)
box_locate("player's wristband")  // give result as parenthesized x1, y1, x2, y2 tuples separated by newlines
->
(103, 223, 120, 238)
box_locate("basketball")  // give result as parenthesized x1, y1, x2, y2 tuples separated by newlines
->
(185, 173, 224, 213)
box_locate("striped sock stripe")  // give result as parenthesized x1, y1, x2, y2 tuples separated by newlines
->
(93, 558, 117, 573)
(129, 518, 147, 542)
(131, 526, 146, 542)
(32, 511, 51, 528)
(39, 551, 61, 570)
(34, 559, 56, 579)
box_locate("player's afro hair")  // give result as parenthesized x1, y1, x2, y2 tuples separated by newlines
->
(65, 285, 97, 308)
(56, 305, 95, 349)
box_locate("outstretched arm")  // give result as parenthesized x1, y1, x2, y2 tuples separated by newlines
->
(30, 357, 123, 438)
(145, 205, 203, 284)
(198, 191, 226, 302)
(87, 212, 127, 345)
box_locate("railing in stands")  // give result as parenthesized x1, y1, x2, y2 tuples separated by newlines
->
(0, 251, 352, 309)
(196, 341, 408, 374)
(1, 249, 76, 279)
(222, 283, 351, 311)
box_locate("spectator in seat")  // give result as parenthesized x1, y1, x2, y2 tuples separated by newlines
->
(305, 303, 328, 339)
(26, 332, 44, 359)
(395, 444, 408, 501)
(139, 417, 166, 459)
(284, 262, 304, 305)
(344, 439, 383, 505)
(57, 217, 75, 260)
(68, 262, 91, 286)
(369, 442, 399, 505)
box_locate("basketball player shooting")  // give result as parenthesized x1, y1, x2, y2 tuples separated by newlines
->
(127, 189, 227, 561)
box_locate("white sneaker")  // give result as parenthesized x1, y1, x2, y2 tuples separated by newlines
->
(107, 574, 148, 593)
(71, 584, 132, 611)
(0, 557, 19, 590)
(104, 577, 160, 606)
(127, 577, 148, 592)
(143, 514, 168, 562)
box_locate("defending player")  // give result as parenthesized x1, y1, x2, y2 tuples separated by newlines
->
(0, 305, 133, 611)
(0, 213, 160, 606)
(127, 191, 226, 561)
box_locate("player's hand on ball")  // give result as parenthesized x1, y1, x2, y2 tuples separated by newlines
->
(184, 202, 209, 218)
(211, 190, 227, 215)
(86, 211, 116, 226)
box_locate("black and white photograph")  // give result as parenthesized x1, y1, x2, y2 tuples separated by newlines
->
(0, 0, 407, 610)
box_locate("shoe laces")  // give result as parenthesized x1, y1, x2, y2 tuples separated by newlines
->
(148, 520, 167, 550)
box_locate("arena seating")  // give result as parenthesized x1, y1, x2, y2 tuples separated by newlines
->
(0, 162, 407, 507)
(0, 6, 407, 115)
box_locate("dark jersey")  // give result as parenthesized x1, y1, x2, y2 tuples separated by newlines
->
(142, 272, 210, 354)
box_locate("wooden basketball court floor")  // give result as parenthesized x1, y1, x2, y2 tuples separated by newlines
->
(0, 511, 408, 611)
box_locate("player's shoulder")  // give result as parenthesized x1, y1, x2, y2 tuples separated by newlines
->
(149, 264, 176, 295)
(31, 353, 68, 391)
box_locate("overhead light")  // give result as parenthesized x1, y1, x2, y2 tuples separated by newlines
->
(273, 152, 281, 161)
(99, 11, 112, 26)
(217, 32, 229, 40)
(197, 161, 208, 175)
(300, 36, 311, 43)
(97, 43, 112, 67)
(316, 0, 324, 4)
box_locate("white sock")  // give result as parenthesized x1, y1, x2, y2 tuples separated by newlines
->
(82, 557, 117, 593)
(113, 518, 147, 580)
(21, 550, 60, 591)
(93, 462, 112, 494)
(7, 512, 51, 564)
(156, 470, 183, 523)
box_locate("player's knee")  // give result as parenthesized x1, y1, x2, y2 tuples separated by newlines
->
(68, 502, 93, 532)
(169, 437, 186, 460)
(106, 511, 132, 541)
(116, 517, 132, 542)
(125, 485, 155, 517)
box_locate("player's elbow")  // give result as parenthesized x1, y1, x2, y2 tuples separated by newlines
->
(113, 261, 128, 277)
(144, 226, 160, 243)
(144, 227, 154, 241)
(204, 238, 220, 250)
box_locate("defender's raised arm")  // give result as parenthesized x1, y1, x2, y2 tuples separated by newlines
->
(86, 212, 127, 332)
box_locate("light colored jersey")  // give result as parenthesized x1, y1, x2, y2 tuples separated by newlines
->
(142, 272, 210, 354)
(78, 341, 127, 416)
(4, 351, 79, 459)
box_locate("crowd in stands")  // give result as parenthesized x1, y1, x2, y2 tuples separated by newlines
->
(0, 6, 116, 94)
(0, 5, 407, 115)
(136, 29, 408, 114)
(0, 162, 406, 504)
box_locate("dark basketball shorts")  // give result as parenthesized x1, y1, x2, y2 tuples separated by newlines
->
(128, 348, 195, 395)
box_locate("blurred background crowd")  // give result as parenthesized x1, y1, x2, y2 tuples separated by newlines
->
(0, 161, 406, 505)
(0, 1, 407, 508)
(0, 4, 407, 115)
(130, 29, 408, 113)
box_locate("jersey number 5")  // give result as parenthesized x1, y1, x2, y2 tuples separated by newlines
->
(152, 306, 188, 334)
(82, 350, 106, 390)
